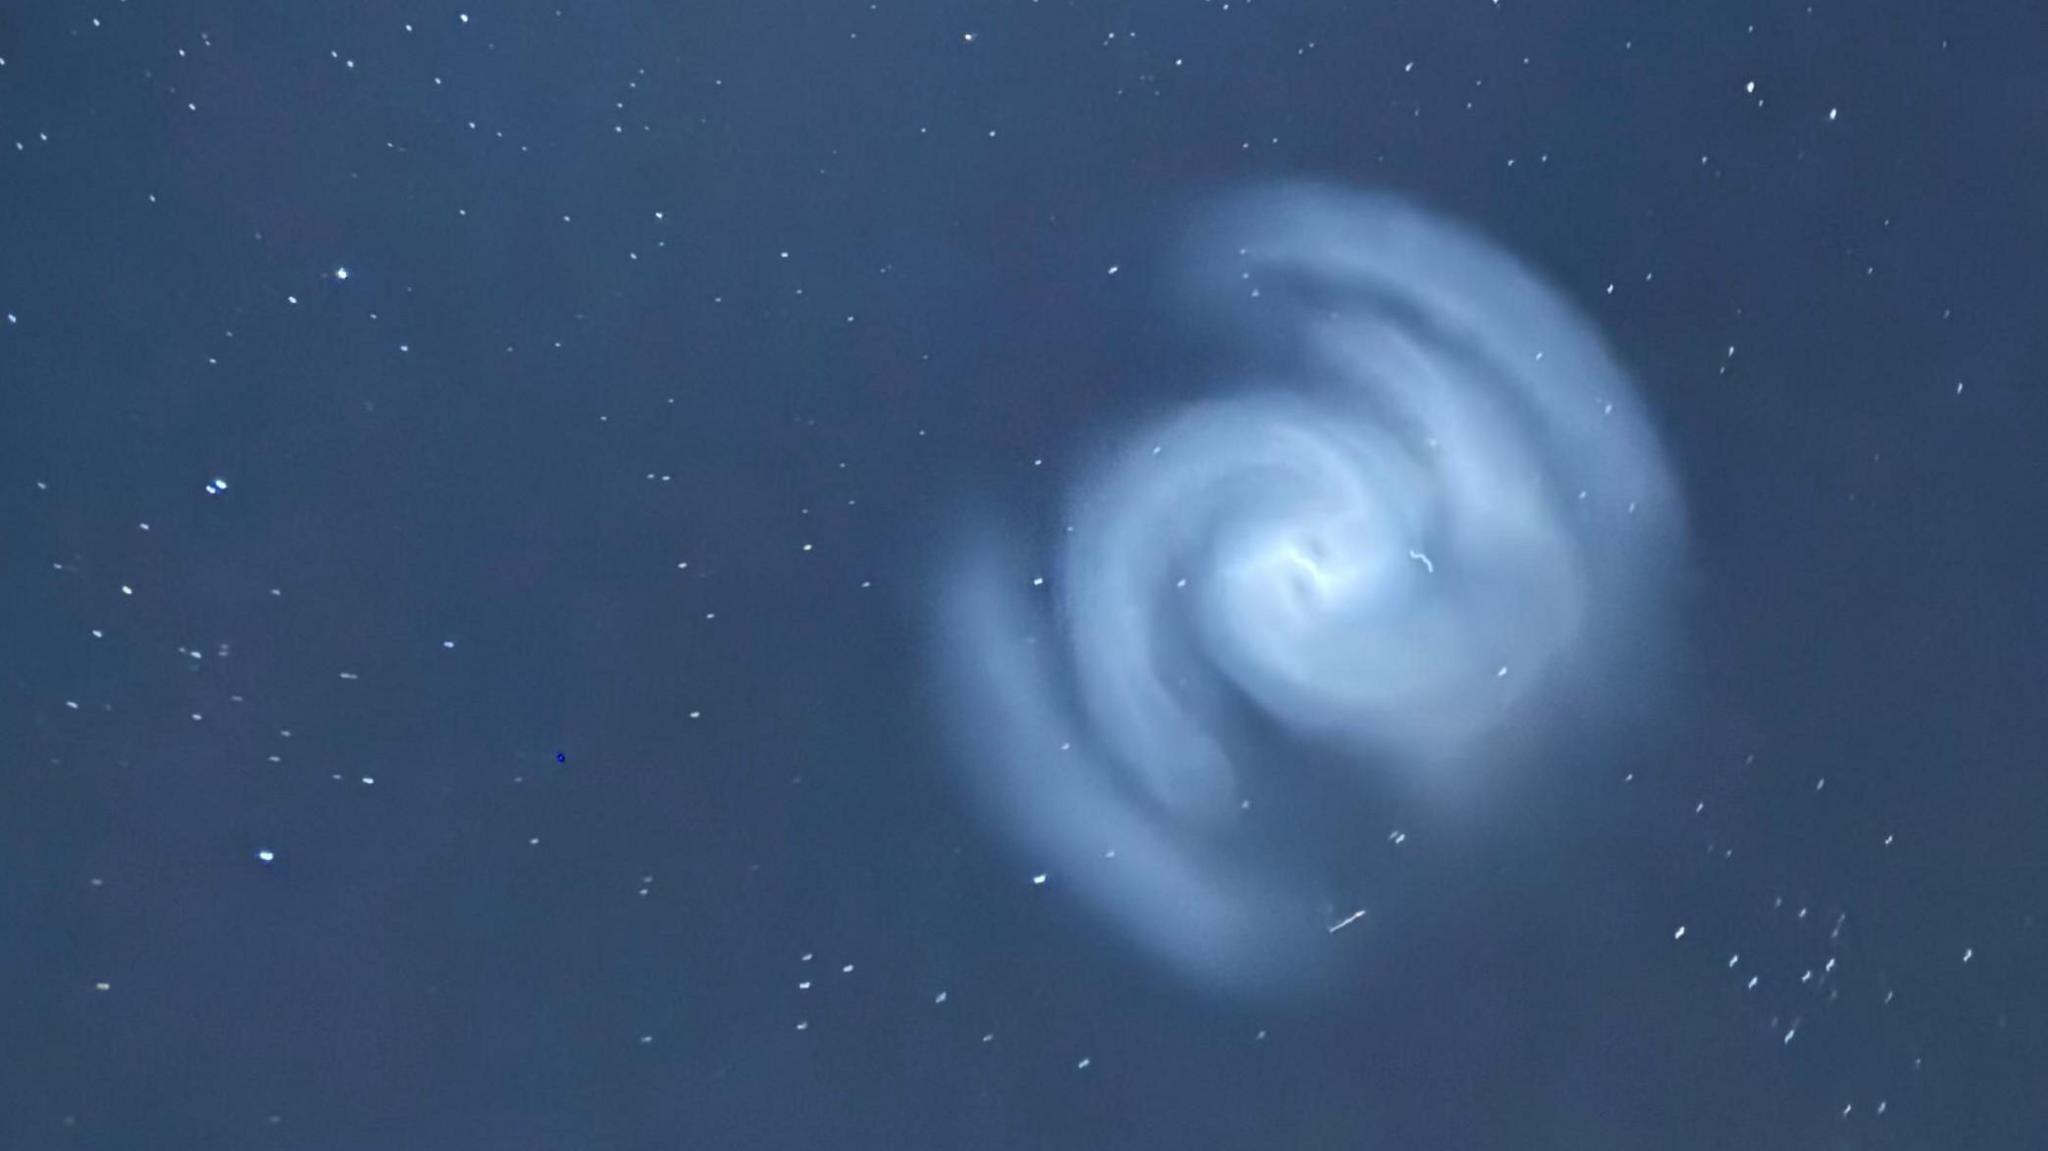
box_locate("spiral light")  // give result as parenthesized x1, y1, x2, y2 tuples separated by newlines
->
(934, 186, 1682, 998)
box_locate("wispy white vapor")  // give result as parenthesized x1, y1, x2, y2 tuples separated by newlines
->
(934, 186, 1683, 999)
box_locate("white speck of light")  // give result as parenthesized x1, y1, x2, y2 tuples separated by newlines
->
(255, 849, 276, 863)
(334, 266, 349, 280)
(1674, 925, 1687, 940)
(1032, 873, 1048, 886)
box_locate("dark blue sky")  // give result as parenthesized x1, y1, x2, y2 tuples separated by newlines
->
(3, 2, 2044, 1148)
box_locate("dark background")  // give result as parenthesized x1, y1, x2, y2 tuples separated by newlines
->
(3, 2, 2044, 1148)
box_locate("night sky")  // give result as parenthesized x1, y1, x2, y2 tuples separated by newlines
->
(4, 2, 2046, 1149)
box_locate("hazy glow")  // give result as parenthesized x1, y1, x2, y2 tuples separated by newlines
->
(934, 186, 1682, 999)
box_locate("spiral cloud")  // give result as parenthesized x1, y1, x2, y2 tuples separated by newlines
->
(933, 185, 1683, 999)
